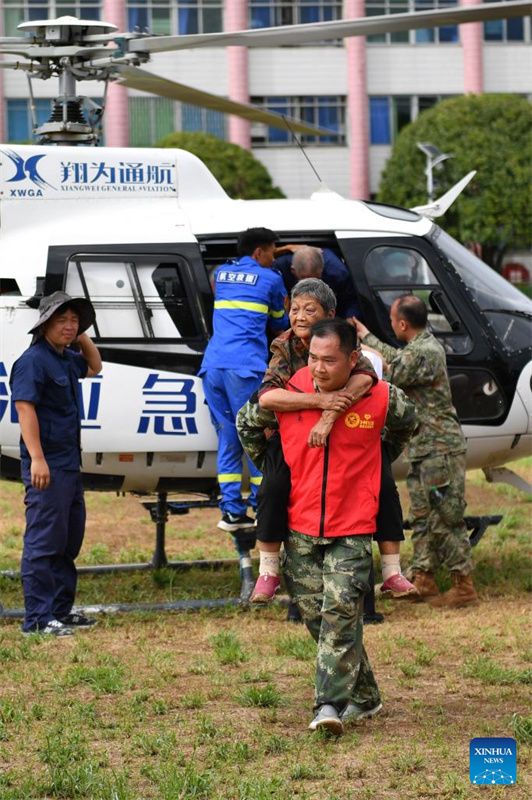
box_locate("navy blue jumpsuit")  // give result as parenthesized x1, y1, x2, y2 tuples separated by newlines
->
(10, 338, 88, 632)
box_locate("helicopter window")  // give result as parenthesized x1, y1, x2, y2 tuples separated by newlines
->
(365, 246, 437, 285)
(484, 313, 532, 354)
(364, 246, 472, 353)
(0, 279, 22, 296)
(448, 369, 506, 422)
(435, 229, 532, 316)
(65, 256, 200, 340)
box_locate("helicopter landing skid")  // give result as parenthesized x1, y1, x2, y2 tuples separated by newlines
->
(483, 467, 532, 496)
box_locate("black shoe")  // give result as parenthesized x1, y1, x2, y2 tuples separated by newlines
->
(286, 601, 303, 624)
(58, 613, 97, 628)
(217, 512, 255, 532)
(23, 620, 75, 637)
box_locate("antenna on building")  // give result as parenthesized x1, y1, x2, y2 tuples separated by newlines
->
(283, 116, 323, 185)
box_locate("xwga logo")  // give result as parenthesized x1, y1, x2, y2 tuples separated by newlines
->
(470, 737, 517, 785)
(6, 150, 54, 191)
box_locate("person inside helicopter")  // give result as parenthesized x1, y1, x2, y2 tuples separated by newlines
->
(273, 245, 362, 319)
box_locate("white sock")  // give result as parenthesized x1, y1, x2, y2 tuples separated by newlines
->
(259, 551, 280, 577)
(381, 554, 401, 582)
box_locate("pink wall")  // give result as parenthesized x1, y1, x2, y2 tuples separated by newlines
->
(345, 0, 369, 199)
(225, 0, 251, 149)
(460, 0, 484, 94)
(102, 1, 130, 146)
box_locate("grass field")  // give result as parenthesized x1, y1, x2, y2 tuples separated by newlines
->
(0, 459, 531, 799)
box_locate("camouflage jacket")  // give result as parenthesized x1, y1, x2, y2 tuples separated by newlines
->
(236, 329, 379, 471)
(362, 329, 466, 462)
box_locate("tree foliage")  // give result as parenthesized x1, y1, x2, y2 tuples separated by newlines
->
(156, 131, 285, 200)
(377, 94, 532, 270)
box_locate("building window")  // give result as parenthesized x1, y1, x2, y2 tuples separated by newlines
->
(483, 0, 527, 41)
(4, 1, 100, 37)
(365, 0, 458, 45)
(251, 96, 346, 146)
(129, 97, 176, 146)
(182, 105, 226, 138)
(6, 99, 52, 142)
(249, 1, 342, 29)
(129, 97, 226, 146)
(369, 95, 444, 145)
(127, 1, 222, 35)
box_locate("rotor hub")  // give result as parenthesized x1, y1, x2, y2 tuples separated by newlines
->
(18, 16, 117, 46)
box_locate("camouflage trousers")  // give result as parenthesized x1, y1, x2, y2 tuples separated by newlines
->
(283, 531, 380, 713)
(407, 451, 472, 576)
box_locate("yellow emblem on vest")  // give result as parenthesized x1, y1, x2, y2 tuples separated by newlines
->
(345, 412, 360, 428)
(360, 413, 375, 429)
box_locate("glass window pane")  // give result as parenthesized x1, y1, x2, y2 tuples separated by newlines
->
(369, 97, 390, 145)
(416, 28, 435, 43)
(393, 96, 411, 137)
(152, 9, 171, 35)
(203, 8, 222, 33)
(507, 18, 524, 40)
(365, 247, 437, 285)
(484, 20, 503, 40)
(154, 98, 174, 141)
(128, 8, 149, 31)
(179, 8, 198, 34)
(439, 24, 458, 42)
(4, 8, 24, 37)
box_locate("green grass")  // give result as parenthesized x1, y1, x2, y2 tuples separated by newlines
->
(0, 462, 531, 800)
(209, 630, 250, 666)
(237, 684, 282, 708)
(464, 656, 532, 686)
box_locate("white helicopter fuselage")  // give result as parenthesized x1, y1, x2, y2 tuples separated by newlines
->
(0, 145, 530, 492)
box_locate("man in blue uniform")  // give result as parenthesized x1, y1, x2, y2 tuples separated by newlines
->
(200, 228, 289, 531)
(10, 292, 102, 636)
(273, 245, 362, 319)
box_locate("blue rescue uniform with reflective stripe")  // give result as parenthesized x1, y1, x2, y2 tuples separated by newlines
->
(10, 338, 89, 632)
(200, 256, 288, 516)
(200, 256, 288, 374)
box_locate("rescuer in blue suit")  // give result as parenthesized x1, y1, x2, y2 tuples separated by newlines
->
(200, 228, 289, 532)
(274, 245, 362, 320)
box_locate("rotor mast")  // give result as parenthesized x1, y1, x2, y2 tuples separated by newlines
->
(17, 16, 120, 146)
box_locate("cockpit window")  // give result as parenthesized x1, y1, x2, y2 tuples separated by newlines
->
(364, 245, 472, 353)
(434, 229, 532, 315)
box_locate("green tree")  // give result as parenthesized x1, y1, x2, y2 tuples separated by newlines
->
(155, 131, 285, 200)
(377, 94, 532, 271)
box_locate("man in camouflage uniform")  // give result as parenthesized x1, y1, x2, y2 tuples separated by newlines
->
(249, 318, 416, 734)
(354, 294, 479, 608)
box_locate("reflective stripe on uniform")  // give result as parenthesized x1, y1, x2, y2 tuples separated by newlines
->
(214, 300, 269, 315)
(218, 473, 242, 483)
(249, 476, 263, 485)
(269, 308, 286, 319)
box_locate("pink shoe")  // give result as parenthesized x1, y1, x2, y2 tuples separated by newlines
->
(250, 574, 281, 604)
(380, 573, 419, 599)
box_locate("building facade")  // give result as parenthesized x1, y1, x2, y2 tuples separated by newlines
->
(1, 1, 530, 199)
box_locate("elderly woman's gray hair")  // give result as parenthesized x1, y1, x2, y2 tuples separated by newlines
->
(291, 278, 337, 315)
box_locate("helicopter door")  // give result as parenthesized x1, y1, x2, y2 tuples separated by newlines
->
(336, 236, 473, 354)
(336, 235, 507, 425)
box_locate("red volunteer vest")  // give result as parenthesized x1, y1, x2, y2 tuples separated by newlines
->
(277, 367, 390, 537)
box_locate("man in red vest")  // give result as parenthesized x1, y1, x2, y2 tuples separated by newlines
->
(277, 318, 416, 734)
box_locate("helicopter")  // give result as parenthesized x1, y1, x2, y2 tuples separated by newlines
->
(0, 3, 531, 501)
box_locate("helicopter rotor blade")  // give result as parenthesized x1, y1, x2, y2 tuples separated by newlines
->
(114, 65, 335, 137)
(129, 1, 531, 54)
